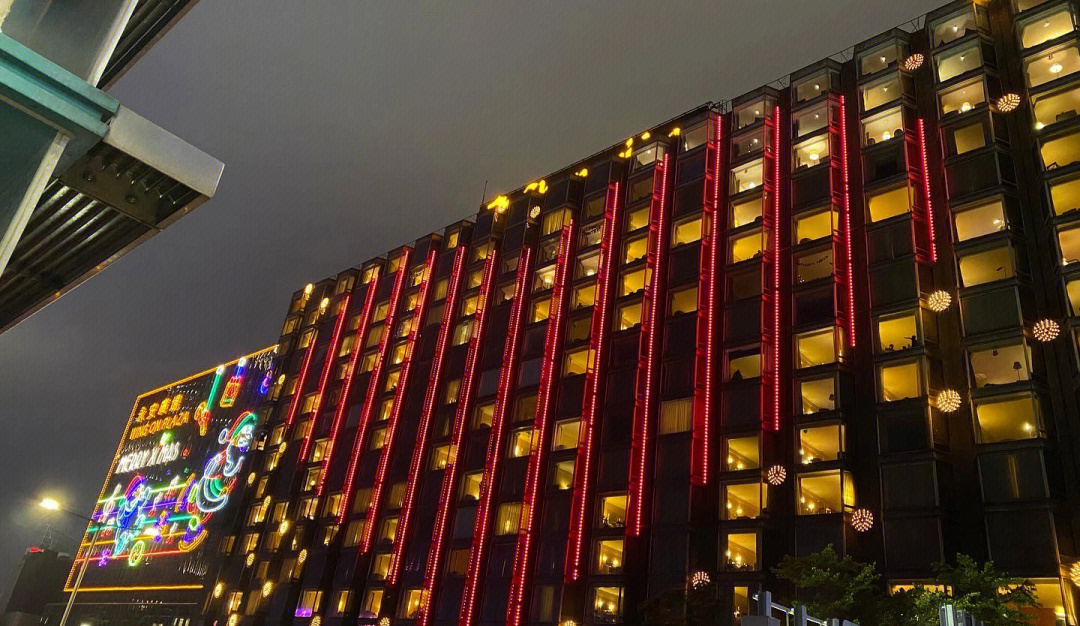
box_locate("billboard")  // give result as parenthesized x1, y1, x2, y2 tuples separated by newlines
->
(66, 347, 277, 595)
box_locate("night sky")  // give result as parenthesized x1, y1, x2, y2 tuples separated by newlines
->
(0, 0, 941, 596)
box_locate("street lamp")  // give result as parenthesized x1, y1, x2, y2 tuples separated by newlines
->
(39, 497, 98, 626)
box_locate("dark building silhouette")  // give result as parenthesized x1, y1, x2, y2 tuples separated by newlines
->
(3, 547, 71, 626)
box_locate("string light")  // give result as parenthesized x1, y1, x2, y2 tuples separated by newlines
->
(1069, 561, 1080, 586)
(996, 93, 1021, 113)
(767, 465, 787, 486)
(245, 553, 254, 567)
(690, 571, 711, 589)
(928, 290, 952, 312)
(213, 582, 224, 598)
(902, 53, 924, 71)
(261, 581, 273, 597)
(1033, 319, 1060, 342)
(852, 508, 874, 532)
(297, 548, 307, 564)
(935, 389, 962, 413)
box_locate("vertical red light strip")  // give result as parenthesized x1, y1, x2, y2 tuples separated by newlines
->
(506, 222, 575, 626)
(316, 273, 381, 495)
(338, 248, 414, 524)
(359, 248, 438, 552)
(917, 118, 938, 264)
(298, 292, 352, 460)
(283, 320, 319, 430)
(458, 247, 534, 626)
(760, 106, 782, 433)
(840, 96, 856, 347)
(627, 151, 673, 537)
(692, 113, 723, 486)
(565, 182, 622, 582)
(418, 249, 499, 626)
(387, 246, 467, 584)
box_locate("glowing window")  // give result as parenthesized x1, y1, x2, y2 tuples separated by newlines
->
(297, 589, 324, 615)
(672, 215, 703, 246)
(1044, 129, 1080, 173)
(860, 73, 901, 111)
(877, 311, 918, 353)
(599, 495, 627, 528)
(384, 368, 400, 392)
(862, 106, 903, 146)
(730, 195, 763, 228)
(619, 268, 648, 296)
(1067, 277, 1080, 313)
(799, 376, 836, 414)
(632, 142, 665, 169)
(734, 98, 770, 129)
(975, 394, 1041, 442)
(867, 185, 910, 222)
(623, 234, 648, 264)
(958, 245, 1014, 286)
(1033, 83, 1080, 129)
(729, 229, 763, 263)
(430, 444, 451, 470)
(1049, 176, 1080, 216)
(591, 586, 625, 622)
(615, 302, 642, 330)
(626, 206, 649, 232)
(541, 208, 572, 236)
(681, 122, 708, 151)
(793, 207, 834, 243)
(723, 482, 765, 519)
(931, 8, 978, 46)
(792, 103, 828, 138)
(389, 342, 406, 365)
(726, 348, 761, 381)
(361, 590, 382, 616)
(731, 159, 764, 194)
(725, 435, 760, 471)
(530, 298, 550, 323)
(795, 327, 837, 368)
(553, 419, 581, 450)
(935, 40, 982, 83)
(310, 439, 329, 462)
(859, 41, 901, 76)
(793, 135, 829, 170)
(969, 341, 1031, 387)
(553, 459, 575, 490)
(563, 348, 591, 376)
(533, 265, 556, 292)
(1026, 43, 1080, 88)
(795, 248, 833, 283)
(353, 488, 372, 513)
(724, 532, 758, 570)
(939, 78, 986, 116)
(581, 221, 603, 247)
(797, 470, 853, 514)
(571, 283, 596, 311)
(331, 589, 353, 616)
(496, 502, 522, 535)
(364, 326, 382, 348)
(949, 120, 986, 155)
(461, 472, 482, 500)
(443, 378, 461, 405)
(473, 401, 494, 428)
(378, 517, 398, 543)
(594, 539, 624, 574)
(731, 129, 765, 160)
(954, 198, 1006, 241)
(373, 301, 389, 322)
(878, 360, 922, 402)
(370, 427, 387, 450)
(399, 589, 423, 619)
(372, 553, 391, 580)
(798, 424, 843, 463)
(386, 253, 404, 274)
(658, 397, 693, 434)
(576, 252, 600, 278)
(508, 428, 533, 458)
(668, 285, 698, 315)
(1019, 6, 1077, 49)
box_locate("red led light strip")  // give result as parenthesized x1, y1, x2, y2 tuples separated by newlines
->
(760, 106, 783, 433)
(506, 222, 575, 626)
(692, 113, 723, 486)
(564, 181, 622, 583)
(840, 95, 856, 347)
(338, 248, 414, 524)
(627, 152, 673, 537)
(917, 118, 938, 264)
(458, 246, 533, 626)
(386, 246, 467, 584)
(359, 249, 438, 551)
(283, 311, 320, 431)
(315, 272, 381, 495)
(418, 249, 499, 626)
(298, 292, 352, 461)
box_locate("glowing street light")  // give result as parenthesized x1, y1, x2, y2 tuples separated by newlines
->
(40, 497, 61, 511)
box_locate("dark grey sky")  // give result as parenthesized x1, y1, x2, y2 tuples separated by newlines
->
(0, 0, 941, 594)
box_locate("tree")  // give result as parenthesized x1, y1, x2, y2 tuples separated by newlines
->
(640, 579, 722, 625)
(924, 554, 1038, 626)
(772, 544, 883, 624)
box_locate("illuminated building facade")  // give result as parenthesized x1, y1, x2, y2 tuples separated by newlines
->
(206, 1, 1080, 624)
(52, 347, 277, 625)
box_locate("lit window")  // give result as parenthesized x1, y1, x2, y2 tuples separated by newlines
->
(795, 327, 838, 368)
(594, 539, 624, 574)
(364, 326, 383, 348)
(359, 351, 377, 373)
(975, 394, 1042, 442)
(1042, 128, 1080, 170)
(461, 472, 482, 501)
(798, 376, 836, 414)
(626, 206, 649, 232)
(615, 302, 641, 330)
(599, 495, 627, 528)
(576, 252, 600, 278)
(372, 553, 392, 579)
(572, 283, 596, 310)
(731, 129, 765, 160)
(954, 198, 1006, 241)
(444, 378, 461, 404)
(1018, 5, 1076, 49)
(296, 589, 324, 616)
(948, 120, 986, 155)
(373, 301, 389, 322)
(730, 195, 763, 228)
(553, 459, 575, 490)
(792, 102, 828, 137)
(530, 298, 550, 323)
(508, 428, 533, 458)
(681, 122, 709, 151)
(591, 586, 625, 622)
(860, 73, 900, 112)
(724, 532, 758, 570)
(472, 241, 493, 262)
(390, 342, 406, 365)
(729, 229, 763, 263)
(495, 502, 522, 535)
(859, 41, 901, 76)
(1033, 83, 1080, 129)
(866, 185, 910, 222)
(797, 470, 854, 514)
(452, 319, 473, 345)
(878, 360, 922, 402)
(619, 268, 648, 296)
(447, 549, 470, 576)
(533, 265, 556, 292)
(623, 234, 648, 264)
(353, 487, 372, 513)
(430, 444, 451, 470)
(958, 245, 1014, 286)
(1067, 277, 1080, 314)
(658, 397, 693, 434)
(515, 394, 537, 422)
(384, 368, 400, 392)
(553, 419, 581, 450)
(795, 248, 833, 283)
(672, 215, 703, 246)
(723, 483, 765, 519)
(668, 285, 698, 315)
(473, 402, 494, 429)
(361, 589, 383, 616)
(931, 8, 978, 46)
(726, 348, 761, 381)
(798, 424, 843, 463)
(399, 588, 424, 619)
(877, 311, 918, 353)
(378, 517, 398, 543)
(563, 347, 591, 376)
(935, 40, 982, 83)
(370, 427, 388, 450)
(460, 294, 479, 317)
(793, 207, 834, 243)
(862, 106, 903, 146)
(793, 135, 829, 170)
(1049, 176, 1080, 216)
(1026, 43, 1080, 88)
(731, 159, 764, 194)
(331, 589, 353, 616)
(969, 341, 1031, 387)
(725, 435, 760, 471)
(310, 439, 329, 462)
(939, 78, 986, 116)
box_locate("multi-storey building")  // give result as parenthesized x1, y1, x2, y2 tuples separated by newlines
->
(205, 1, 1080, 624)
